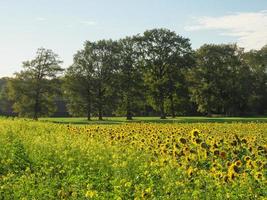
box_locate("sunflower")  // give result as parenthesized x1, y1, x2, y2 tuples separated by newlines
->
(235, 160, 242, 167)
(179, 138, 187, 144)
(187, 166, 194, 177)
(254, 172, 264, 181)
(220, 151, 227, 159)
(213, 150, 220, 156)
(243, 156, 250, 162)
(191, 129, 200, 138)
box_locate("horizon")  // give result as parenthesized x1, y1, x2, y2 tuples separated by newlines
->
(1, 0, 267, 77)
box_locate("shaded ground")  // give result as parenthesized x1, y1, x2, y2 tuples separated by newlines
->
(39, 116, 267, 125)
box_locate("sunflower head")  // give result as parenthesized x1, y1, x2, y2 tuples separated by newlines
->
(220, 151, 227, 159)
(254, 172, 264, 181)
(179, 138, 187, 144)
(191, 129, 200, 138)
(235, 160, 242, 167)
(243, 156, 250, 162)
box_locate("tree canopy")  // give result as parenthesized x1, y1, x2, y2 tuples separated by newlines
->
(2, 29, 267, 119)
(7, 48, 63, 120)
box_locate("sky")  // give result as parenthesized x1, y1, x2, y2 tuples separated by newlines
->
(0, 0, 267, 77)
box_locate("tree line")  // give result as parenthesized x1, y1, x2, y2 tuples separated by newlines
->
(0, 28, 266, 120)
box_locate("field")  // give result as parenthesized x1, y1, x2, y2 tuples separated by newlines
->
(40, 116, 267, 124)
(0, 118, 266, 199)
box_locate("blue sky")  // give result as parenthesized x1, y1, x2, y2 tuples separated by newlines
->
(0, 0, 267, 77)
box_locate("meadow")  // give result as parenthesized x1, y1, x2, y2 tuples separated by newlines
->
(0, 118, 266, 199)
(40, 116, 267, 125)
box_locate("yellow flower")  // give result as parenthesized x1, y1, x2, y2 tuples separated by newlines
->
(191, 129, 201, 138)
(85, 190, 98, 198)
(179, 137, 187, 144)
(141, 187, 152, 198)
(187, 166, 194, 177)
(254, 172, 264, 181)
(235, 160, 242, 167)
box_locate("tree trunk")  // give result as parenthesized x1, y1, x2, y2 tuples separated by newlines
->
(33, 106, 38, 120)
(125, 68, 133, 120)
(126, 96, 132, 120)
(126, 110, 132, 120)
(98, 95, 103, 121)
(170, 93, 175, 118)
(98, 104, 103, 120)
(87, 102, 91, 121)
(33, 91, 40, 121)
(97, 82, 103, 121)
(33, 113, 38, 121)
(159, 96, 166, 119)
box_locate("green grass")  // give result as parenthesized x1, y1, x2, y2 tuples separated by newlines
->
(39, 116, 267, 125)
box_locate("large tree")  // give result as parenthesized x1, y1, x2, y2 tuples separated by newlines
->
(140, 28, 193, 119)
(243, 45, 267, 114)
(63, 48, 95, 120)
(7, 48, 63, 120)
(63, 40, 120, 120)
(117, 36, 144, 120)
(0, 78, 13, 115)
(189, 44, 252, 116)
(90, 40, 120, 120)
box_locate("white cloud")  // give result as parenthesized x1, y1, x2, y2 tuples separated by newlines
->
(185, 10, 267, 50)
(80, 20, 97, 26)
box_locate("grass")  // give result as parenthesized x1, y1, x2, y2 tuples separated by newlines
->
(39, 116, 267, 125)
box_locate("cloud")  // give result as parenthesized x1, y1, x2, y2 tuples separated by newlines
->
(80, 20, 97, 26)
(185, 10, 267, 50)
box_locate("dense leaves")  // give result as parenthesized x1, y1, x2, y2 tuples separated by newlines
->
(189, 44, 252, 115)
(6, 48, 63, 120)
(140, 29, 194, 119)
(1, 29, 267, 119)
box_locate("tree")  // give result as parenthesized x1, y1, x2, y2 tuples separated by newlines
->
(90, 40, 120, 120)
(140, 28, 193, 119)
(0, 78, 14, 116)
(243, 45, 267, 114)
(117, 36, 144, 120)
(63, 40, 120, 120)
(165, 42, 195, 118)
(189, 44, 252, 116)
(63, 48, 95, 120)
(7, 48, 63, 120)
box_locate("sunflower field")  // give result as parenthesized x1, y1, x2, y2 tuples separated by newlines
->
(0, 119, 266, 199)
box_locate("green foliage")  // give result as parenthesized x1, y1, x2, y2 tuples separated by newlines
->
(1, 29, 267, 119)
(115, 36, 146, 119)
(63, 40, 120, 120)
(188, 44, 253, 116)
(63, 49, 95, 119)
(243, 45, 267, 114)
(6, 48, 63, 120)
(0, 78, 13, 115)
(140, 28, 194, 118)
(89, 40, 120, 120)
